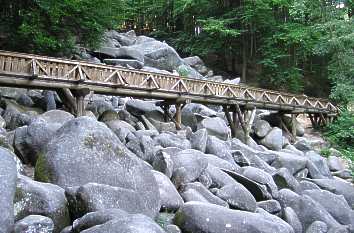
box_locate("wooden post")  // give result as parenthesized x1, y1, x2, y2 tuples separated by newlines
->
(223, 105, 237, 137)
(175, 103, 182, 130)
(72, 88, 90, 117)
(234, 104, 250, 145)
(232, 109, 238, 128)
(291, 114, 297, 138)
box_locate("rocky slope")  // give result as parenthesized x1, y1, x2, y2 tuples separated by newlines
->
(0, 32, 353, 233)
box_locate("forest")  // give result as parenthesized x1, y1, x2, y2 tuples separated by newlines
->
(0, 0, 353, 160)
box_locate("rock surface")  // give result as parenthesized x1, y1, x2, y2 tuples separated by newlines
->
(35, 117, 160, 218)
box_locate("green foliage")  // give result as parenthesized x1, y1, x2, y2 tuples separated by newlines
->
(324, 110, 354, 165)
(1, 0, 121, 55)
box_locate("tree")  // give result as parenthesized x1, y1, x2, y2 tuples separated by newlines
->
(0, 0, 122, 55)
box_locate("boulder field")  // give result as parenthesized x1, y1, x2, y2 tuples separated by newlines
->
(0, 32, 353, 233)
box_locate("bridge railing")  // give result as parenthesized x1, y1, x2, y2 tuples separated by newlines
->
(0, 50, 338, 113)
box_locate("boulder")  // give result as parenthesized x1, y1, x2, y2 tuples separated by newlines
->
(273, 168, 301, 193)
(103, 59, 144, 69)
(302, 189, 354, 229)
(72, 208, 165, 233)
(327, 156, 346, 172)
(254, 119, 272, 138)
(223, 78, 241, 85)
(14, 175, 70, 233)
(190, 128, 208, 153)
(284, 207, 303, 233)
(230, 139, 276, 173)
(153, 171, 184, 212)
(257, 200, 281, 215)
(309, 178, 354, 208)
(183, 56, 204, 67)
(206, 136, 235, 165)
(204, 153, 240, 171)
(181, 103, 217, 131)
(271, 151, 308, 175)
(174, 202, 294, 233)
(306, 151, 332, 178)
(277, 189, 347, 231)
(215, 183, 257, 211)
(42, 91, 56, 111)
(34, 117, 160, 218)
(14, 215, 54, 233)
(111, 46, 144, 62)
(260, 127, 283, 151)
(129, 40, 184, 72)
(126, 99, 164, 121)
(75, 182, 160, 219)
(181, 182, 228, 207)
(305, 221, 328, 233)
(153, 151, 174, 178)
(171, 149, 208, 187)
(0, 147, 17, 233)
(222, 169, 273, 201)
(36, 110, 74, 126)
(16, 93, 34, 107)
(14, 122, 58, 165)
(294, 139, 312, 152)
(85, 100, 114, 118)
(154, 132, 191, 150)
(197, 117, 230, 141)
(242, 166, 279, 198)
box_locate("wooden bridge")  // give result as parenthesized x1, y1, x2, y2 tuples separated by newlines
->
(0, 50, 338, 141)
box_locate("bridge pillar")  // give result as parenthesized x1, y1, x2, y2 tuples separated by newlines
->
(223, 105, 237, 137)
(72, 88, 90, 117)
(175, 103, 182, 130)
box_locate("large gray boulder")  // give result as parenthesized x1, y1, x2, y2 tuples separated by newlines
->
(14, 122, 58, 165)
(174, 202, 294, 233)
(302, 189, 354, 230)
(256, 200, 281, 215)
(197, 117, 230, 141)
(14, 215, 54, 233)
(306, 151, 332, 178)
(153, 151, 174, 178)
(181, 182, 228, 207)
(14, 175, 70, 233)
(214, 183, 257, 211)
(181, 103, 218, 131)
(284, 207, 303, 233)
(34, 117, 160, 218)
(206, 136, 235, 165)
(222, 169, 273, 201)
(271, 151, 308, 175)
(305, 221, 327, 233)
(72, 208, 165, 233)
(277, 189, 348, 232)
(230, 139, 276, 173)
(242, 166, 279, 198)
(171, 149, 208, 187)
(254, 120, 272, 138)
(309, 178, 354, 208)
(74, 182, 160, 219)
(190, 128, 208, 153)
(0, 147, 17, 233)
(327, 156, 346, 172)
(154, 132, 191, 150)
(126, 99, 164, 121)
(260, 127, 283, 151)
(103, 59, 144, 69)
(273, 168, 301, 193)
(129, 40, 184, 72)
(153, 171, 184, 212)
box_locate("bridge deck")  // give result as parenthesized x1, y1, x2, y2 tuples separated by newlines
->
(0, 50, 338, 115)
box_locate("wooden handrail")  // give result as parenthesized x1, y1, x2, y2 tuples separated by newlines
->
(0, 50, 338, 114)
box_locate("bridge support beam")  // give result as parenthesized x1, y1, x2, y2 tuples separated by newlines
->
(175, 103, 182, 130)
(72, 88, 90, 117)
